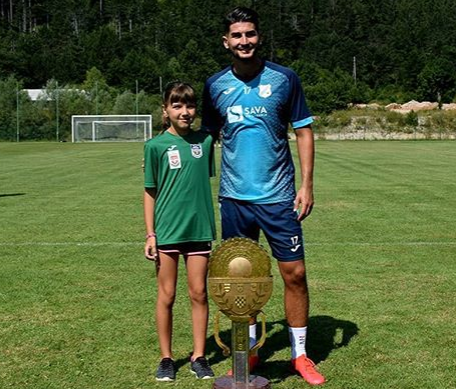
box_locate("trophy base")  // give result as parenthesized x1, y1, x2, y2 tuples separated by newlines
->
(213, 375, 271, 389)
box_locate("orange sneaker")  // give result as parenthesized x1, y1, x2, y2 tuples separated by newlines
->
(291, 355, 325, 385)
(227, 354, 260, 375)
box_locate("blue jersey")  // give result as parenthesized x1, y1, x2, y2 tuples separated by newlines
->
(202, 61, 313, 204)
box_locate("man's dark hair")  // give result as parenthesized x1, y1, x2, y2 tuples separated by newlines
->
(224, 7, 259, 33)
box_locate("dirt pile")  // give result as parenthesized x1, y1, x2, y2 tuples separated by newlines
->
(354, 101, 456, 113)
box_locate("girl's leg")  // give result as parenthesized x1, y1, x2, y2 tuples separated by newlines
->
(155, 252, 179, 359)
(184, 254, 209, 359)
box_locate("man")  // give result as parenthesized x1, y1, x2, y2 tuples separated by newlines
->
(202, 6, 325, 386)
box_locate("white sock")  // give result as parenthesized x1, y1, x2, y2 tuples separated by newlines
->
(289, 326, 307, 359)
(249, 324, 257, 352)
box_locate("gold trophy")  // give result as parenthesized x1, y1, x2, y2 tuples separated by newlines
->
(208, 238, 273, 389)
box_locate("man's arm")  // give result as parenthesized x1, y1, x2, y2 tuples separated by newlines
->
(294, 126, 315, 221)
(201, 79, 223, 138)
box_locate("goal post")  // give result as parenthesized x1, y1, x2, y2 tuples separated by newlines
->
(91, 120, 148, 141)
(71, 115, 153, 142)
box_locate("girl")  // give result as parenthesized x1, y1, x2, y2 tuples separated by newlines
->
(143, 82, 216, 381)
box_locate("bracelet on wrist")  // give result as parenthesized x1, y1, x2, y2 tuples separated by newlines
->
(145, 233, 156, 239)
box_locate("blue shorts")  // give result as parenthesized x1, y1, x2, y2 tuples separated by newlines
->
(219, 198, 304, 262)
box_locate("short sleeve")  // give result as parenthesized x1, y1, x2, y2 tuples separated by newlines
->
(288, 71, 313, 129)
(144, 141, 157, 188)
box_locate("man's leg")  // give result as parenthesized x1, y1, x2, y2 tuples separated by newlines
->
(277, 259, 309, 327)
(277, 259, 325, 385)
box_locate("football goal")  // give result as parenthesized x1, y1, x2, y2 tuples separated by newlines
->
(71, 115, 153, 142)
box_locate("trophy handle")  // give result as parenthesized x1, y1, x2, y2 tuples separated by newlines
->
(250, 311, 267, 354)
(214, 310, 231, 356)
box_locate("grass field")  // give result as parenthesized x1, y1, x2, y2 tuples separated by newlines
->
(1, 140, 455, 389)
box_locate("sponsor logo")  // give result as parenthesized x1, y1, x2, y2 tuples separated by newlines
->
(190, 144, 203, 158)
(223, 87, 236, 95)
(227, 105, 244, 123)
(244, 106, 267, 116)
(167, 149, 181, 169)
(258, 84, 272, 98)
(227, 105, 268, 123)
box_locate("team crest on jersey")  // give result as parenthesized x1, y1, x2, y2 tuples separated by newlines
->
(258, 84, 272, 98)
(190, 144, 203, 158)
(167, 149, 181, 169)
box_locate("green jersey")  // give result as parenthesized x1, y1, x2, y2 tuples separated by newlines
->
(144, 130, 216, 245)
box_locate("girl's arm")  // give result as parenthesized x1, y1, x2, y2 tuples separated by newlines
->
(144, 187, 157, 260)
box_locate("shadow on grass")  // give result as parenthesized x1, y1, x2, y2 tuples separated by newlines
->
(0, 193, 26, 198)
(204, 315, 359, 381)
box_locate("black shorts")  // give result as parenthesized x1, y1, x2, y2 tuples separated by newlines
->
(157, 241, 212, 256)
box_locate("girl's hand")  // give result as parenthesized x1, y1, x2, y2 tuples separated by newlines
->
(145, 237, 157, 261)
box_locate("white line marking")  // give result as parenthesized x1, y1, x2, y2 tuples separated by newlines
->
(0, 242, 141, 247)
(308, 241, 456, 247)
(0, 241, 455, 247)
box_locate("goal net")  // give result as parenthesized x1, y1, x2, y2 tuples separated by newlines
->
(71, 115, 153, 142)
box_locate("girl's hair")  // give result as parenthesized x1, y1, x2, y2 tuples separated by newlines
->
(162, 81, 196, 129)
(224, 6, 260, 33)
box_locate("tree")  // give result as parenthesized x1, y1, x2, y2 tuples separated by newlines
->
(81, 67, 115, 115)
(417, 58, 455, 104)
(0, 76, 21, 140)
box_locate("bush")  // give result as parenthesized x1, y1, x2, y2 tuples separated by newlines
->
(375, 85, 418, 104)
(404, 110, 418, 127)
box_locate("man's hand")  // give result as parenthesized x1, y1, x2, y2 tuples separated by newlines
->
(294, 186, 314, 221)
